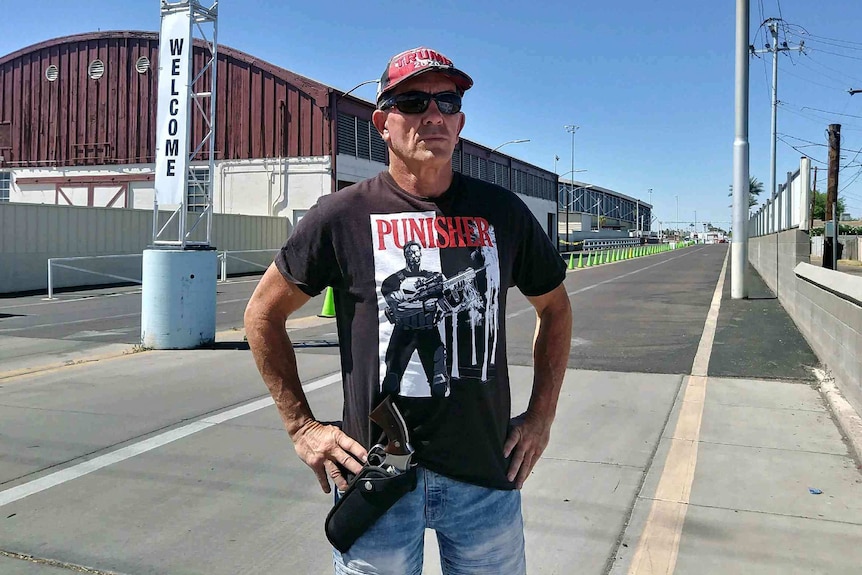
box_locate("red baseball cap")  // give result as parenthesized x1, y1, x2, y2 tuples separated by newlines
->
(376, 47, 473, 106)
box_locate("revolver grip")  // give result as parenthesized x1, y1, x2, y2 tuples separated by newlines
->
(369, 396, 412, 455)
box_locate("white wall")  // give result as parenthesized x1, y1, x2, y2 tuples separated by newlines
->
(336, 154, 386, 185)
(520, 195, 557, 238)
(7, 157, 333, 223)
(215, 157, 331, 220)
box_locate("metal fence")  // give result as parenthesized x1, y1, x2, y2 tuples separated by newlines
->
(46, 248, 281, 299)
(749, 157, 812, 237)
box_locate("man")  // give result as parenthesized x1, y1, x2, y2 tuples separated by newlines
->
(245, 46, 572, 574)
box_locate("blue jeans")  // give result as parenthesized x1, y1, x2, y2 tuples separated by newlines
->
(332, 467, 526, 575)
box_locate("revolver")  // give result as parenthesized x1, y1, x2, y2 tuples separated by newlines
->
(366, 396, 415, 475)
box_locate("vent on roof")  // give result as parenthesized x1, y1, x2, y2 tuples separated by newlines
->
(88, 59, 105, 80)
(135, 56, 150, 74)
(45, 65, 59, 82)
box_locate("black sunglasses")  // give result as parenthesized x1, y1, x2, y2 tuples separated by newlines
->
(379, 91, 462, 115)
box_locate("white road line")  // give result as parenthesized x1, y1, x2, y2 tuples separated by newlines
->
(0, 372, 341, 508)
(627, 247, 729, 575)
(506, 247, 706, 320)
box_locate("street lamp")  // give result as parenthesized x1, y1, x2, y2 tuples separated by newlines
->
(491, 139, 530, 153)
(558, 169, 588, 179)
(334, 79, 380, 192)
(564, 125, 579, 251)
(337, 78, 379, 100)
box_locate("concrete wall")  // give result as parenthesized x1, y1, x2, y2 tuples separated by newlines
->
(750, 229, 862, 416)
(0, 202, 290, 294)
(811, 235, 862, 260)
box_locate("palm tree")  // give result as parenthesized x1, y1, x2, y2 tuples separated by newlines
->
(728, 177, 764, 208)
(748, 177, 764, 207)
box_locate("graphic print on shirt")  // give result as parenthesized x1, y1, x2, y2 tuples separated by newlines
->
(372, 211, 501, 398)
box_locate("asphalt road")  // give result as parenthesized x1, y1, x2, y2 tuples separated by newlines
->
(1, 245, 728, 376)
(3, 243, 857, 575)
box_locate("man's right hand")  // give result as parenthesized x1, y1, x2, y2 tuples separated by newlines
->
(292, 420, 368, 493)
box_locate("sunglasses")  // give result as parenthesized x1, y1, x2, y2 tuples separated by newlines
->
(379, 91, 462, 115)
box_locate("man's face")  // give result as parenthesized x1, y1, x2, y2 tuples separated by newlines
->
(406, 244, 422, 270)
(372, 73, 466, 170)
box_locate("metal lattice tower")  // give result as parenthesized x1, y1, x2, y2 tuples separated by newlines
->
(153, 0, 219, 248)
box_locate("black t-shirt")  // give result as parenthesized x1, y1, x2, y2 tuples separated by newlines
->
(275, 171, 566, 489)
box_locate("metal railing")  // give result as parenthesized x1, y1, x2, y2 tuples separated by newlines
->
(217, 249, 279, 282)
(46, 249, 280, 299)
(749, 157, 812, 237)
(47, 254, 143, 299)
(561, 237, 642, 252)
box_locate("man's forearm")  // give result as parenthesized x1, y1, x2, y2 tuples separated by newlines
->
(246, 315, 315, 438)
(527, 297, 572, 422)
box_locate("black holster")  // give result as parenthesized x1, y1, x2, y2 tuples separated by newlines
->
(324, 464, 418, 553)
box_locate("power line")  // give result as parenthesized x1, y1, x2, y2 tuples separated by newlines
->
(776, 135, 827, 165)
(786, 28, 862, 50)
(778, 102, 862, 131)
(805, 46, 862, 62)
(779, 63, 847, 91)
(791, 56, 862, 89)
(801, 106, 862, 119)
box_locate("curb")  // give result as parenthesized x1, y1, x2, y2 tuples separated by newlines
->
(815, 367, 862, 468)
(0, 328, 247, 383)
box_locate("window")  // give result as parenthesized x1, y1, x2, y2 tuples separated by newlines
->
(337, 113, 356, 156)
(0, 172, 10, 202)
(187, 168, 209, 212)
(337, 112, 387, 163)
(451, 148, 461, 172)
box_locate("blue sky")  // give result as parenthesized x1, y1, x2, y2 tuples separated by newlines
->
(4, 0, 862, 230)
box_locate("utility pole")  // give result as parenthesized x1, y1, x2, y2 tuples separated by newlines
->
(730, 0, 751, 298)
(823, 124, 840, 269)
(751, 18, 804, 202)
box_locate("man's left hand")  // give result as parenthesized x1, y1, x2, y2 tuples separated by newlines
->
(503, 411, 551, 489)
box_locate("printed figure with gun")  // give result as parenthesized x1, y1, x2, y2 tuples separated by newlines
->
(381, 240, 485, 398)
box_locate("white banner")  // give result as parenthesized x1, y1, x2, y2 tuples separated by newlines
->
(154, 9, 192, 205)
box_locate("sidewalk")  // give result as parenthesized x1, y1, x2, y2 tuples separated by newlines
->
(611, 261, 862, 575)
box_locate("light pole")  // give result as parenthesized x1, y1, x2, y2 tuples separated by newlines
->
(564, 125, 579, 250)
(334, 78, 380, 192)
(491, 139, 530, 153)
(676, 195, 679, 239)
(646, 188, 652, 233)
